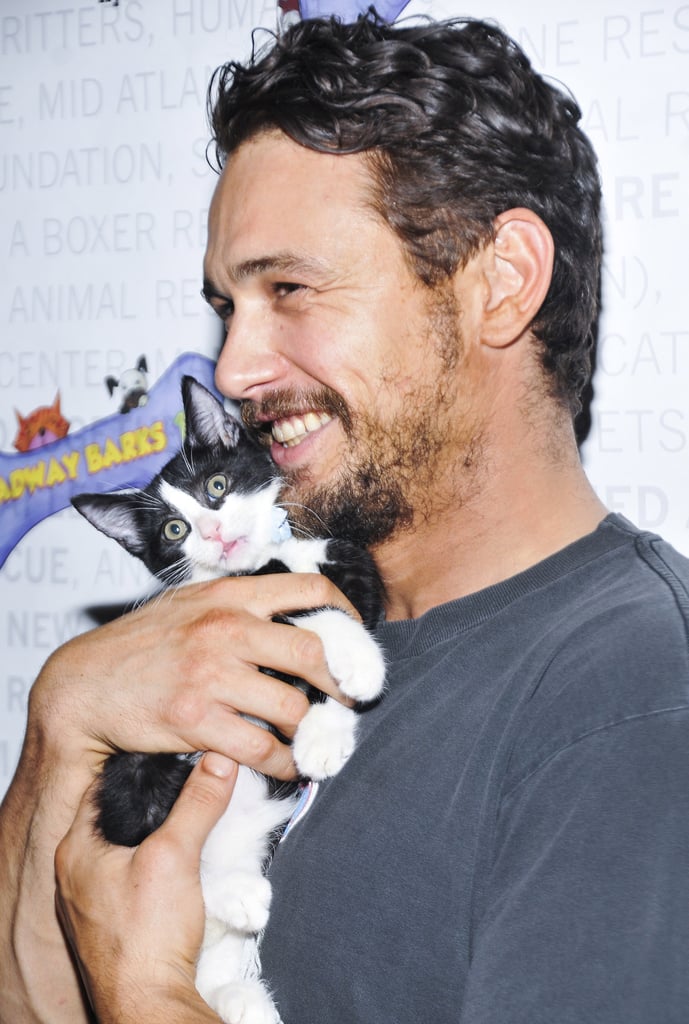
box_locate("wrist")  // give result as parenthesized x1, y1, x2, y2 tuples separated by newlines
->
(29, 643, 110, 777)
(90, 978, 223, 1024)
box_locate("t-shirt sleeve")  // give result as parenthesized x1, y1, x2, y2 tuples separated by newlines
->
(459, 708, 689, 1024)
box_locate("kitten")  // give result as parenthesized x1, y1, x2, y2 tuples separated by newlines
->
(72, 376, 386, 1024)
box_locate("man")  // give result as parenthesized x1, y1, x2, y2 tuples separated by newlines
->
(3, 14, 689, 1024)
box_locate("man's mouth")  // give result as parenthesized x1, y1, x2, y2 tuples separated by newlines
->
(271, 411, 333, 447)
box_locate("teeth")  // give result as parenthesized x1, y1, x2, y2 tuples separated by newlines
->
(272, 411, 332, 447)
(273, 420, 297, 443)
(303, 412, 323, 432)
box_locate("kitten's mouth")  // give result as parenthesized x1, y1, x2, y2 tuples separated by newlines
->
(221, 538, 243, 559)
(271, 411, 333, 448)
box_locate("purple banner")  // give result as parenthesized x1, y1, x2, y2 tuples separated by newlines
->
(0, 352, 221, 569)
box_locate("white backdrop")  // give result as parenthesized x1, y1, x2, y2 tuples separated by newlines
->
(1, 0, 688, 799)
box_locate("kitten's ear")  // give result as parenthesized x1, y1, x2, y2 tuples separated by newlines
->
(72, 491, 147, 558)
(181, 376, 240, 450)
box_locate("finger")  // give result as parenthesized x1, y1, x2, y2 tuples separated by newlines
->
(57, 774, 107, 852)
(55, 777, 114, 921)
(188, 570, 361, 623)
(230, 616, 351, 703)
(156, 752, 238, 863)
(197, 704, 298, 781)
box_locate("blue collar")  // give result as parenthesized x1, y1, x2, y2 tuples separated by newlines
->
(271, 506, 292, 544)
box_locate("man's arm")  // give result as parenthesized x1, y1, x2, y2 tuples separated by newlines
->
(0, 571, 351, 1023)
(0, 710, 94, 1024)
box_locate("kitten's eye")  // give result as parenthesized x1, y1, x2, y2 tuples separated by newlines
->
(206, 473, 228, 499)
(162, 518, 189, 542)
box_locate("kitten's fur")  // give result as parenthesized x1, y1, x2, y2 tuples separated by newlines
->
(72, 377, 386, 1024)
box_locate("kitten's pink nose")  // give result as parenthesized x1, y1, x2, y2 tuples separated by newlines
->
(198, 515, 222, 541)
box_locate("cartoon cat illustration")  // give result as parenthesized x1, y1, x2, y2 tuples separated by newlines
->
(13, 394, 70, 452)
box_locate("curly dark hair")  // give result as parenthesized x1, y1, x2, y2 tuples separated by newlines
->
(208, 13, 602, 417)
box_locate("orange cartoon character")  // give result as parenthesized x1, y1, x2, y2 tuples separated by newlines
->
(13, 393, 71, 452)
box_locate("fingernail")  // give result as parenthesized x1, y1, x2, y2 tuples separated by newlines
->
(202, 751, 236, 778)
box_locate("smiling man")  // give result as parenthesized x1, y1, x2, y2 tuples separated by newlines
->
(204, 134, 472, 563)
(3, 13, 689, 1024)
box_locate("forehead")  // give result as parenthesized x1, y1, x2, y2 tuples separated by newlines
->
(204, 131, 382, 279)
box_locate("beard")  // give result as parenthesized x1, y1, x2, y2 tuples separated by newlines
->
(242, 287, 478, 547)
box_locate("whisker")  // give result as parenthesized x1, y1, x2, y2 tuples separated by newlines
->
(181, 444, 195, 478)
(158, 558, 192, 589)
(132, 586, 168, 612)
(278, 501, 333, 539)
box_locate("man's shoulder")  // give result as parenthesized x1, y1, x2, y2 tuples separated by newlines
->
(562, 518, 689, 670)
(519, 516, 689, 665)
(501, 518, 689, 794)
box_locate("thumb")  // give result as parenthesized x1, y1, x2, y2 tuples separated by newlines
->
(158, 751, 238, 861)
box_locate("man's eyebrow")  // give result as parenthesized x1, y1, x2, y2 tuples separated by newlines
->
(203, 253, 327, 299)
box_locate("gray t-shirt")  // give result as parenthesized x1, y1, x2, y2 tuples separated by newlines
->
(261, 514, 689, 1022)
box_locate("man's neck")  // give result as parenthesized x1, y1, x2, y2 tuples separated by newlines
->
(374, 433, 607, 622)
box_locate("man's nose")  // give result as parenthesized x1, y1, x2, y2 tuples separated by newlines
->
(214, 307, 290, 402)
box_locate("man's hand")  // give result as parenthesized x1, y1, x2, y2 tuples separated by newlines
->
(55, 751, 237, 1024)
(2, 569, 353, 1023)
(36, 569, 357, 780)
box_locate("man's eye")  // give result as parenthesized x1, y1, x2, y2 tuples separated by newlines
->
(274, 282, 304, 298)
(201, 288, 234, 321)
(215, 300, 234, 320)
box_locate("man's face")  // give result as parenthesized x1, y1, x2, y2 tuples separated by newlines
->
(204, 131, 479, 546)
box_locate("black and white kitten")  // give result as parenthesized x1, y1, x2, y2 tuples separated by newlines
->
(72, 376, 386, 1024)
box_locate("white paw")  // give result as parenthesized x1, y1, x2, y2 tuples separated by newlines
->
(297, 608, 386, 703)
(292, 699, 357, 780)
(208, 872, 272, 933)
(208, 980, 282, 1024)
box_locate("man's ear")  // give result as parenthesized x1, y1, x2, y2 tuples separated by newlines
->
(480, 208, 554, 348)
